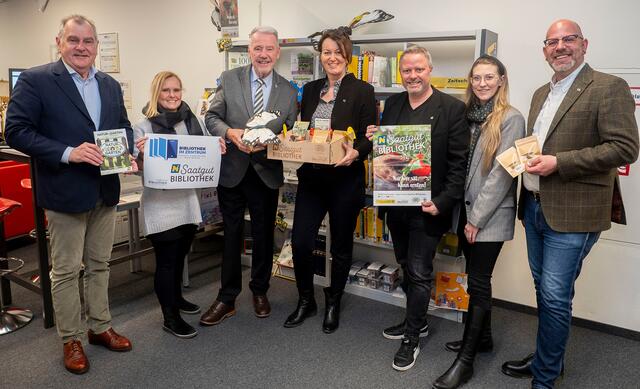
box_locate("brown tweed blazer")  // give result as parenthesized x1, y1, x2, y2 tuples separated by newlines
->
(517, 64, 639, 232)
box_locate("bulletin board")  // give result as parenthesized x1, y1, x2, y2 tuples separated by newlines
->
(598, 69, 640, 245)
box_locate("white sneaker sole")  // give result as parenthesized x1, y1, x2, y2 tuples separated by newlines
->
(383, 328, 429, 340)
(162, 325, 198, 339)
(392, 346, 420, 371)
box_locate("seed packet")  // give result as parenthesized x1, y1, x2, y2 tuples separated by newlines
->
(515, 135, 541, 163)
(496, 146, 525, 177)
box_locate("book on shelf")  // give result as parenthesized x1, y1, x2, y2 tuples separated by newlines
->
(371, 56, 390, 87)
(353, 205, 392, 245)
(395, 50, 403, 86)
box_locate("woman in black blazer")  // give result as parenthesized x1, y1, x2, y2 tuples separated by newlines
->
(283, 27, 376, 333)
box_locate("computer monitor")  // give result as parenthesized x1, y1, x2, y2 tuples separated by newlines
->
(8, 68, 25, 96)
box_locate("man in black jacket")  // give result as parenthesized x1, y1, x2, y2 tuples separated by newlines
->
(368, 46, 469, 371)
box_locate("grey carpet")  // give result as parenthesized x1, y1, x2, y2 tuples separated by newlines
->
(1, 238, 639, 388)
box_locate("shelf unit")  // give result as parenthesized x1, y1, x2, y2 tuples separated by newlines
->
(231, 30, 498, 322)
(226, 29, 497, 96)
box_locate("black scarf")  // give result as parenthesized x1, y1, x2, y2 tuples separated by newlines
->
(466, 99, 494, 124)
(465, 99, 494, 176)
(144, 101, 204, 136)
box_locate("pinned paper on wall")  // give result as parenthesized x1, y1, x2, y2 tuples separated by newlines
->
(99, 32, 120, 73)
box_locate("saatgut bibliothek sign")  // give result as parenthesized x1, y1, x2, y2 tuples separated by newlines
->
(143, 134, 222, 189)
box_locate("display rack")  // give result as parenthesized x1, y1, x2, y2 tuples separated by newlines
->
(232, 30, 498, 322)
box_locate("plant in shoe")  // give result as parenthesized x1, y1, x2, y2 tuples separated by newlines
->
(392, 336, 420, 371)
(383, 319, 430, 340)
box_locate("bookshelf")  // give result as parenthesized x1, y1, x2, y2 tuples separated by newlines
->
(231, 29, 498, 322)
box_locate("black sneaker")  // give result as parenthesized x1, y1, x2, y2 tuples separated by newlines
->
(163, 317, 198, 339)
(179, 299, 201, 315)
(383, 320, 429, 340)
(392, 336, 420, 371)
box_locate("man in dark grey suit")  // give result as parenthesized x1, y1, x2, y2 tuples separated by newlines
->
(200, 26, 297, 325)
(501, 19, 638, 389)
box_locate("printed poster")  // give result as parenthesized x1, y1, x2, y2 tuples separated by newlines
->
(219, 0, 239, 38)
(143, 134, 221, 189)
(372, 125, 431, 206)
(94, 128, 132, 175)
(98, 32, 120, 73)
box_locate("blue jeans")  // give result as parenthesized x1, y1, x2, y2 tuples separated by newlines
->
(523, 192, 599, 389)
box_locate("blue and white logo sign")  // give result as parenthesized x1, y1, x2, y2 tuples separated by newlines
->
(143, 134, 222, 189)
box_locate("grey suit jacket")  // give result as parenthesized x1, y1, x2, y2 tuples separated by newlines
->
(205, 65, 298, 189)
(465, 107, 525, 242)
(517, 64, 639, 232)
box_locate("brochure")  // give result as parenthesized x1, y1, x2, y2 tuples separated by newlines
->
(94, 128, 132, 175)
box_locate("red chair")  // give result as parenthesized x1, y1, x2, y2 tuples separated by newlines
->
(19, 178, 50, 283)
(0, 197, 34, 335)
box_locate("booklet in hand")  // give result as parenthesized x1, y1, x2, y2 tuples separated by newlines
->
(94, 128, 133, 175)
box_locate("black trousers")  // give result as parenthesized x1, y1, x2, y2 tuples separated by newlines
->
(291, 165, 364, 294)
(147, 224, 198, 309)
(217, 164, 279, 305)
(457, 212, 504, 311)
(386, 208, 441, 338)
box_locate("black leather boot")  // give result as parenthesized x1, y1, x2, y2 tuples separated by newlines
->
(161, 306, 197, 339)
(322, 287, 342, 334)
(432, 305, 488, 389)
(444, 309, 493, 353)
(284, 290, 317, 328)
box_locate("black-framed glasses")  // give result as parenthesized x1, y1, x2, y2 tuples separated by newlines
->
(543, 34, 583, 48)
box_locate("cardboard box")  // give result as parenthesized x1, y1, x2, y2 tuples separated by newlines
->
(366, 261, 385, 279)
(381, 265, 399, 284)
(267, 134, 351, 165)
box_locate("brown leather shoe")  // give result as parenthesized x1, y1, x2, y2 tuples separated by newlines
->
(253, 294, 271, 318)
(87, 328, 132, 352)
(63, 340, 89, 374)
(199, 300, 236, 326)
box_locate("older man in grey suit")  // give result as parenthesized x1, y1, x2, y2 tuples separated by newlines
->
(200, 26, 297, 326)
(501, 19, 638, 389)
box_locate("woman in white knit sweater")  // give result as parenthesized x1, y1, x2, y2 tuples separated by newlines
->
(134, 71, 225, 338)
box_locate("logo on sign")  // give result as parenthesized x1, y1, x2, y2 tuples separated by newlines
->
(171, 164, 180, 173)
(148, 138, 178, 159)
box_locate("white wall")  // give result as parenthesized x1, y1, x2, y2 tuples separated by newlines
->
(1, 0, 639, 331)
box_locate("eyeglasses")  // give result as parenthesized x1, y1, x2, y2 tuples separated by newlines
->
(543, 34, 583, 48)
(470, 73, 500, 85)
